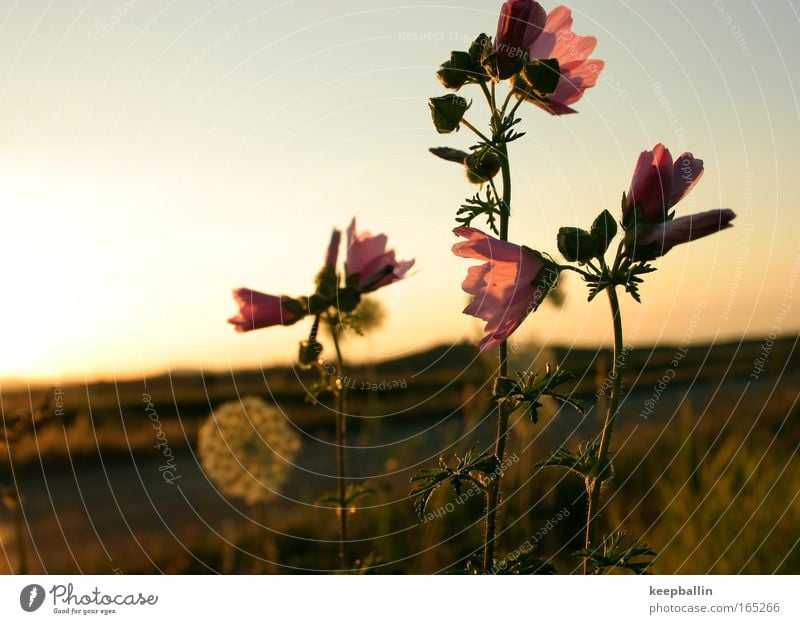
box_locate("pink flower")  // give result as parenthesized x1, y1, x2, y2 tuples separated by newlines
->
(494, 0, 546, 79)
(325, 228, 341, 269)
(634, 209, 736, 258)
(626, 143, 704, 221)
(345, 218, 414, 293)
(228, 288, 305, 332)
(453, 227, 555, 352)
(526, 5, 604, 114)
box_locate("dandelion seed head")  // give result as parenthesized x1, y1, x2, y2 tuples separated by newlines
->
(198, 396, 300, 505)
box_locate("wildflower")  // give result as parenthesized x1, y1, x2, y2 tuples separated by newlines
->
(623, 145, 735, 260)
(453, 227, 557, 351)
(345, 218, 414, 293)
(495, 0, 546, 79)
(228, 289, 306, 332)
(625, 143, 704, 221)
(521, 5, 604, 114)
(632, 209, 737, 259)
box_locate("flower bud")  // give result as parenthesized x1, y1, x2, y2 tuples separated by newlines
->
(465, 148, 502, 184)
(494, 0, 546, 79)
(429, 94, 471, 134)
(557, 227, 598, 263)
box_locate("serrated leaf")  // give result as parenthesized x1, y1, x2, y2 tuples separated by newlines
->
(574, 531, 656, 575)
(456, 186, 502, 234)
(490, 550, 557, 575)
(494, 365, 582, 422)
(409, 447, 497, 520)
(536, 439, 605, 480)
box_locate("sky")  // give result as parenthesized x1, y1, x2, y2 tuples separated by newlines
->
(0, 0, 798, 383)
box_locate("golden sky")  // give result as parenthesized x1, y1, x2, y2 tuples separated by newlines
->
(0, 0, 798, 382)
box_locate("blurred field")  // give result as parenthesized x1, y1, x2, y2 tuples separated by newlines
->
(0, 336, 797, 574)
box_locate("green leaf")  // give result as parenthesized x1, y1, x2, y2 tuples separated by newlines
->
(557, 227, 598, 263)
(316, 483, 375, 510)
(409, 448, 497, 520)
(591, 209, 618, 255)
(494, 364, 583, 423)
(536, 439, 605, 480)
(429, 94, 471, 134)
(574, 531, 656, 575)
(490, 550, 557, 575)
(579, 258, 658, 304)
(456, 186, 502, 234)
(623, 262, 657, 303)
(344, 483, 375, 506)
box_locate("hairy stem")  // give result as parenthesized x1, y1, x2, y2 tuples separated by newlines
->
(482, 138, 511, 572)
(583, 285, 624, 573)
(460, 118, 493, 145)
(9, 490, 28, 574)
(331, 327, 348, 569)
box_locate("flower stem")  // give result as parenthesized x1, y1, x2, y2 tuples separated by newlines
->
(583, 285, 624, 573)
(331, 327, 348, 569)
(482, 139, 511, 572)
(460, 118, 494, 145)
(7, 488, 28, 574)
(558, 264, 595, 281)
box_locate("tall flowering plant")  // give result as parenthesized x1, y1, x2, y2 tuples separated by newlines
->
(412, 0, 735, 574)
(229, 218, 412, 569)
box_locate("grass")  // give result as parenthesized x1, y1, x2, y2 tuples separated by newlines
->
(0, 336, 797, 573)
